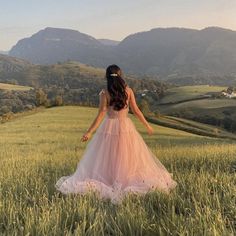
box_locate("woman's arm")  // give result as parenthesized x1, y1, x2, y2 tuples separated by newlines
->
(129, 88, 154, 135)
(81, 90, 107, 142)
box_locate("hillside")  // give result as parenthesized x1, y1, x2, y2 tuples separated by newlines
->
(0, 82, 32, 91)
(147, 115, 236, 140)
(8, 26, 236, 85)
(155, 85, 236, 133)
(0, 55, 167, 117)
(0, 54, 106, 86)
(0, 55, 166, 92)
(0, 54, 32, 73)
(158, 85, 226, 104)
(0, 106, 235, 235)
(158, 98, 236, 115)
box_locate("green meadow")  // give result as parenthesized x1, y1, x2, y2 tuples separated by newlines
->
(0, 106, 235, 235)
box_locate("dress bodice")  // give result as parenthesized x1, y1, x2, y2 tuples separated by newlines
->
(107, 105, 129, 119)
(100, 88, 130, 119)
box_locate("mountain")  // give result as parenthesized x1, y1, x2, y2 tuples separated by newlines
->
(9, 27, 114, 67)
(9, 26, 236, 83)
(98, 39, 120, 46)
(117, 27, 236, 77)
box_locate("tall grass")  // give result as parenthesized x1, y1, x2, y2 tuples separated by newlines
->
(0, 106, 235, 235)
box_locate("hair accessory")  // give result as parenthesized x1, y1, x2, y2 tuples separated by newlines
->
(110, 73, 118, 77)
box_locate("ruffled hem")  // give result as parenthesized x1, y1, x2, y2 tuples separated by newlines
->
(55, 176, 177, 204)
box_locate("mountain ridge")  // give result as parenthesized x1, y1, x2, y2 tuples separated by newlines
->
(8, 26, 236, 83)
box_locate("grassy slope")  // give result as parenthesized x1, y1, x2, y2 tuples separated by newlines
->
(0, 82, 32, 91)
(158, 85, 226, 104)
(156, 85, 236, 129)
(0, 106, 235, 235)
(163, 98, 236, 110)
(146, 114, 236, 140)
(158, 98, 236, 122)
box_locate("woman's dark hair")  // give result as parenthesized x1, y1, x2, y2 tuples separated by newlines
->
(106, 64, 128, 111)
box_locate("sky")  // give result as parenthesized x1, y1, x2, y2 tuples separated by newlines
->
(0, 0, 236, 51)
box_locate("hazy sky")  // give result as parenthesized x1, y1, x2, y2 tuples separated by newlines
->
(1, 0, 236, 50)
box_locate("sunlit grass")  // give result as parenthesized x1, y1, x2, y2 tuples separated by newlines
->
(0, 106, 235, 235)
(0, 82, 32, 91)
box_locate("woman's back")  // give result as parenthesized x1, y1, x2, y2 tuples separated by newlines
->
(103, 87, 130, 109)
(103, 87, 145, 121)
(103, 87, 130, 119)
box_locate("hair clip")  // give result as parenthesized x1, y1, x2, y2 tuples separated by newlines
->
(110, 73, 118, 77)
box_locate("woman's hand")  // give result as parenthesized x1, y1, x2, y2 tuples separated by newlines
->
(146, 124, 154, 135)
(81, 131, 92, 142)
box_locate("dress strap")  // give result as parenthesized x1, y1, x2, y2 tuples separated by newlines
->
(99, 89, 105, 96)
(99, 89, 110, 106)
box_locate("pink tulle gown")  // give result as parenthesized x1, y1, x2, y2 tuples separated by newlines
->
(55, 91, 177, 204)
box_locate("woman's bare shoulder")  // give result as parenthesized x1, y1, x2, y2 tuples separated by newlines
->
(125, 85, 130, 91)
(126, 86, 133, 95)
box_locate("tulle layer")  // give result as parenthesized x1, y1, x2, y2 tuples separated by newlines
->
(55, 116, 177, 204)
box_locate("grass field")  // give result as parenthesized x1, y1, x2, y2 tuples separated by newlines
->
(0, 82, 33, 91)
(158, 85, 226, 104)
(0, 106, 235, 235)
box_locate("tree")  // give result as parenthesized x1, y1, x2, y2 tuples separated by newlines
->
(36, 88, 47, 106)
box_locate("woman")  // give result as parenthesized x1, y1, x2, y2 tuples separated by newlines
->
(55, 64, 177, 204)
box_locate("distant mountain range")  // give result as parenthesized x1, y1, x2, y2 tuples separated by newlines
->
(8, 26, 236, 84)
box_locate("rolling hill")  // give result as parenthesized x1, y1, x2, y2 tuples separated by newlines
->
(155, 85, 236, 133)
(0, 54, 166, 93)
(0, 54, 167, 117)
(146, 114, 236, 140)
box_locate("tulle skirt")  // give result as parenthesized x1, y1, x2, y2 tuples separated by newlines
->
(55, 115, 177, 204)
